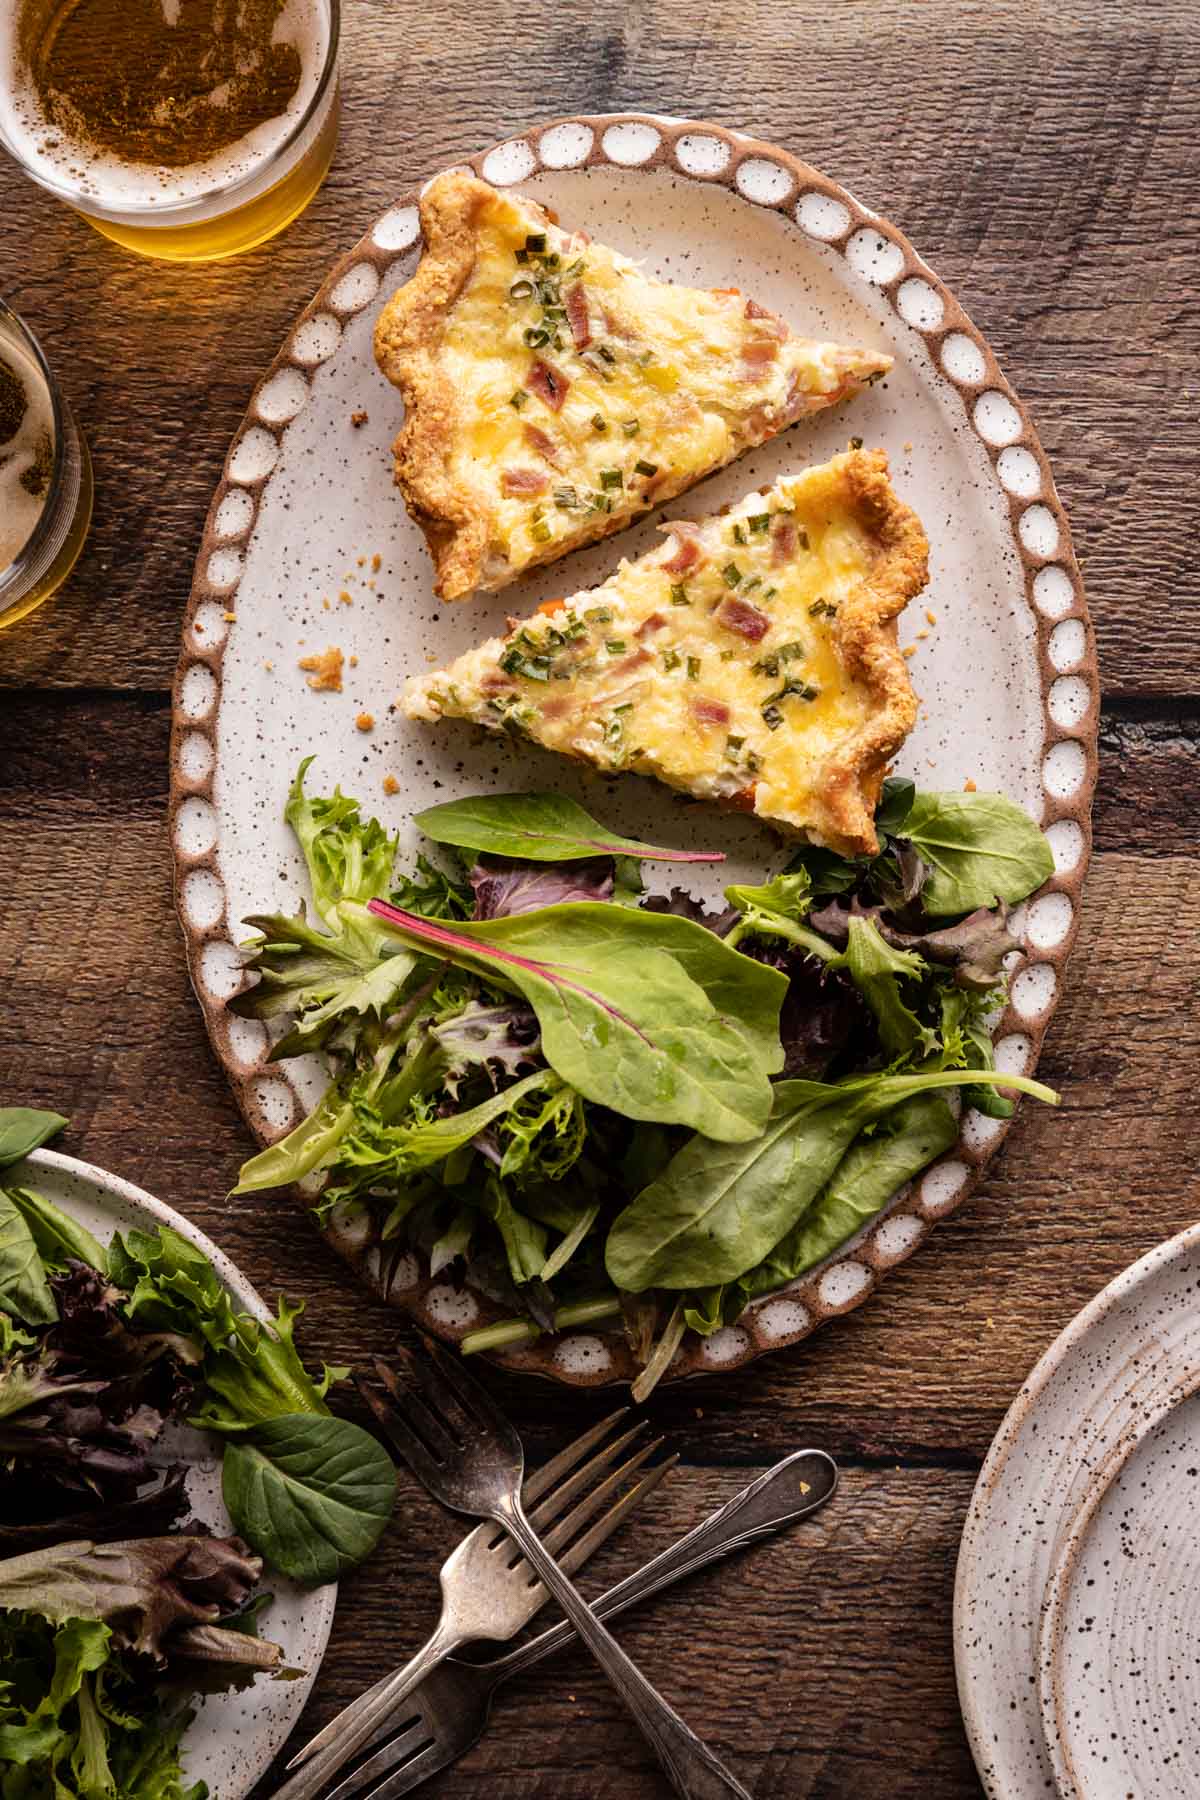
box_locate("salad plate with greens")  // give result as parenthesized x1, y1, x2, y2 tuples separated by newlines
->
(218, 765, 1062, 1395)
(0, 1114, 396, 1798)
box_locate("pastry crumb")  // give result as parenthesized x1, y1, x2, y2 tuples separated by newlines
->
(351, 409, 368, 427)
(298, 646, 344, 692)
(964, 777, 977, 792)
(349, 654, 359, 667)
(223, 610, 237, 623)
(263, 660, 274, 672)
(925, 607, 938, 625)
(339, 589, 353, 605)
(357, 556, 366, 567)
(194, 621, 204, 634)
(371, 552, 382, 572)
(902, 644, 917, 659)
(985, 1315, 995, 1329)
(916, 628, 930, 640)
(383, 774, 399, 795)
(356, 712, 375, 732)
(322, 597, 331, 611)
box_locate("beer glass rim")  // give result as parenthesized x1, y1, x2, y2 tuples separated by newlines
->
(0, 296, 70, 590)
(0, 0, 340, 220)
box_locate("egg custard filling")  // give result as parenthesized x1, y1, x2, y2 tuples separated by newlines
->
(404, 449, 928, 857)
(374, 172, 893, 601)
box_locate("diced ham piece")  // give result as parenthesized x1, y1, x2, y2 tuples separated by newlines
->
(636, 612, 668, 638)
(565, 284, 592, 350)
(772, 519, 798, 564)
(660, 526, 704, 576)
(526, 360, 569, 411)
(615, 647, 653, 675)
(716, 596, 770, 642)
(501, 467, 550, 498)
(523, 422, 561, 466)
(744, 297, 787, 335)
(729, 785, 758, 812)
(691, 696, 731, 728)
(741, 338, 780, 377)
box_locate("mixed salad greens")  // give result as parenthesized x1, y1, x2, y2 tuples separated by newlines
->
(0, 1108, 396, 1799)
(234, 768, 1059, 1399)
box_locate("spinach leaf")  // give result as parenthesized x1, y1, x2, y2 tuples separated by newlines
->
(835, 917, 937, 1063)
(220, 1413, 396, 1587)
(0, 1192, 58, 1325)
(0, 1109, 68, 1171)
(901, 791, 1054, 915)
(414, 791, 724, 865)
(874, 775, 916, 836)
(367, 900, 786, 1143)
(4, 1186, 107, 1274)
(741, 1092, 958, 1297)
(606, 1065, 1057, 1291)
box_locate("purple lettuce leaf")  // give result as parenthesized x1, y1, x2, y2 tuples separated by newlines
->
(469, 855, 614, 919)
(808, 895, 1017, 990)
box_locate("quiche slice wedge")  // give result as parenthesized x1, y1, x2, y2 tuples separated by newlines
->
(404, 448, 927, 858)
(374, 171, 893, 601)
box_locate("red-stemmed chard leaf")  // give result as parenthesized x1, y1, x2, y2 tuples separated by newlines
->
(366, 898, 784, 1143)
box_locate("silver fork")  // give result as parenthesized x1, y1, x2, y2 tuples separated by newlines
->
(358, 1340, 755, 1800)
(273, 1406, 673, 1800)
(325, 1448, 837, 1800)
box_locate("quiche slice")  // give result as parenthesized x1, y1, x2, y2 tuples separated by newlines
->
(404, 449, 927, 857)
(375, 171, 893, 601)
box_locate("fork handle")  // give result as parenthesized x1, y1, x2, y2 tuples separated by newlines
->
(497, 1492, 753, 1800)
(273, 1619, 460, 1799)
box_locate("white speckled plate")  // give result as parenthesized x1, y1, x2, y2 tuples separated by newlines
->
(955, 1223, 1200, 1798)
(171, 113, 1095, 1387)
(10, 1148, 336, 1797)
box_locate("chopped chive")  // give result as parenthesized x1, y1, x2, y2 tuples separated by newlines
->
(563, 257, 585, 276)
(591, 414, 608, 433)
(762, 703, 783, 731)
(599, 468, 623, 489)
(732, 522, 747, 545)
(524, 326, 550, 347)
(525, 232, 547, 252)
(686, 656, 701, 680)
(606, 638, 627, 654)
(530, 519, 552, 543)
(514, 247, 530, 265)
(662, 648, 681, 671)
(634, 459, 659, 477)
(742, 575, 761, 593)
(509, 277, 535, 300)
(613, 700, 634, 714)
(850, 436, 863, 449)
(722, 562, 742, 588)
(669, 584, 691, 607)
(748, 512, 771, 536)
(598, 344, 616, 363)
(553, 486, 579, 509)
(719, 649, 735, 661)
(622, 419, 640, 438)
(509, 390, 528, 410)
(725, 734, 745, 758)
(584, 606, 613, 623)
(762, 585, 778, 600)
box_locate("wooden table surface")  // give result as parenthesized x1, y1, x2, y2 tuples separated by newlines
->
(3, 3, 1199, 1794)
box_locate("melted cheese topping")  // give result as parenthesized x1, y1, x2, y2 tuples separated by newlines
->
(438, 186, 888, 581)
(406, 459, 897, 844)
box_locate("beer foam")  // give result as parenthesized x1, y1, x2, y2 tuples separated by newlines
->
(0, 332, 54, 571)
(0, 0, 329, 214)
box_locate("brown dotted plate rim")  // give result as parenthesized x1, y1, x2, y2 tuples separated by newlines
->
(170, 112, 1097, 1388)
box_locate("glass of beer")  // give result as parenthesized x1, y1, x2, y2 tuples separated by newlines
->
(0, 300, 93, 631)
(0, 0, 340, 263)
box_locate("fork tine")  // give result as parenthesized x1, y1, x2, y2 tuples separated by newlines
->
(358, 1736, 454, 1800)
(542, 1437, 665, 1560)
(528, 1422, 649, 1537)
(557, 1454, 678, 1579)
(522, 1409, 630, 1506)
(377, 1356, 470, 1458)
(322, 1712, 436, 1800)
(393, 1345, 486, 1448)
(354, 1371, 446, 1490)
(417, 1334, 512, 1437)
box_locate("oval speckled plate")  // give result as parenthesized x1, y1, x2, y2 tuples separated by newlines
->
(955, 1223, 1200, 1799)
(170, 113, 1095, 1388)
(10, 1148, 336, 1797)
